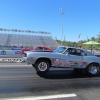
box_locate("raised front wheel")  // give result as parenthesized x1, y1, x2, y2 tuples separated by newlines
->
(34, 60, 50, 74)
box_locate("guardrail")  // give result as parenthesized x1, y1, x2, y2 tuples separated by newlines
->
(0, 50, 22, 55)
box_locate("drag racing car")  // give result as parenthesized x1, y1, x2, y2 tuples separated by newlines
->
(21, 46, 53, 54)
(23, 46, 100, 76)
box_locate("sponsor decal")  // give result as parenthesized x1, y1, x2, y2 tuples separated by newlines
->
(69, 61, 73, 65)
(69, 61, 74, 67)
(82, 62, 87, 67)
(64, 60, 70, 67)
(77, 61, 83, 67)
(15, 51, 21, 54)
(1, 51, 6, 55)
(0, 58, 24, 63)
(53, 59, 87, 68)
(83, 62, 87, 65)
(53, 59, 59, 66)
(12, 48, 21, 50)
(70, 65, 74, 68)
(59, 59, 65, 66)
(73, 61, 78, 64)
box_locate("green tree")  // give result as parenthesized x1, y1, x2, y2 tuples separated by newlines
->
(91, 37, 96, 41)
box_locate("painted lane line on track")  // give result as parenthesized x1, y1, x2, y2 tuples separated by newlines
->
(4, 94, 77, 100)
(0, 65, 31, 66)
(0, 65, 32, 67)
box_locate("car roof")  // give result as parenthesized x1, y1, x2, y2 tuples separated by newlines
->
(58, 46, 83, 50)
(58, 46, 94, 56)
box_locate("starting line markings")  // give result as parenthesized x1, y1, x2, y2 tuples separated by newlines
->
(4, 94, 77, 100)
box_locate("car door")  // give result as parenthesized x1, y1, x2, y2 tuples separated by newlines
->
(59, 48, 84, 68)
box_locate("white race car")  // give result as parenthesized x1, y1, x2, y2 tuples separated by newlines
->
(23, 46, 100, 76)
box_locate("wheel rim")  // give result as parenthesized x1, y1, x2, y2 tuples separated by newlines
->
(38, 62, 48, 71)
(90, 66, 98, 75)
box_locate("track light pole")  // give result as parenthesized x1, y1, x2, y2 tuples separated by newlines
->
(59, 8, 65, 46)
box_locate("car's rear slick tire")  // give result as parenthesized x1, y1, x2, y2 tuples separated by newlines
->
(86, 63, 100, 76)
(34, 60, 50, 74)
(74, 68, 81, 72)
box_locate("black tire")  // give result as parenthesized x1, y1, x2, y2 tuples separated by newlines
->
(73, 68, 83, 74)
(34, 60, 50, 74)
(74, 68, 81, 72)
(32, 64, 35, 67)
(86, 63, 100, 76)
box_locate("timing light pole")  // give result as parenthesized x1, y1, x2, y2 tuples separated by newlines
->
(59, 8, 65, 46)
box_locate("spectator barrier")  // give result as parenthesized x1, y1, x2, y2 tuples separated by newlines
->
(0, 50, 24, 63)
(0, 58, 25, 63)
(0, 50, 22, 55)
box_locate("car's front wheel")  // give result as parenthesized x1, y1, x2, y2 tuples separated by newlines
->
(34, 60, 50, 74)
(86, 63, 100, 76)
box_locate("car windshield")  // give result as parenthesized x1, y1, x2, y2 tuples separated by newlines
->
(54, 47, 67, 53)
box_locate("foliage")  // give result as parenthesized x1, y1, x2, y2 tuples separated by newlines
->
(55, 36, 100, 50)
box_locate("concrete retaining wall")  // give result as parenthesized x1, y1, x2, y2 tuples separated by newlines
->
(0, 58, 25, 63)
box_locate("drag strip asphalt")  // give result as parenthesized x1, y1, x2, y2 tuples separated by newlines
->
(0, 63, 100, 100)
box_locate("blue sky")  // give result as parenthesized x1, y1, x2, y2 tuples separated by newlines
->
(0, 0, 100, 42)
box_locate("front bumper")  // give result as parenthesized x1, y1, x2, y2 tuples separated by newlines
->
(23, 57, 27, 61)
(23, 57, 30, 65)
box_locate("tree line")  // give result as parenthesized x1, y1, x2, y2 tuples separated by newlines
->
(55, 36, 100, 50)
